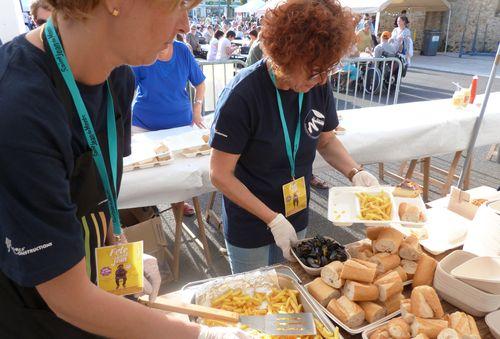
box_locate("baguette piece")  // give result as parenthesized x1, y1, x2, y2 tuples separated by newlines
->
(412, 254, 438, 288)
(414, 334, 430, 339)
(410, 318, 448, 339)
(378, 292, 404, 314)
(359, 301, 386, 323)
(388, 317, 411, 339)
(370, 253, 401, 273)
(366, 226, 389, 240)
(394, 266, 409, 282)
(321, 261, 345, 289)
(400, 298, 415, 324)
(399, 234, 422, 261)
(437, 328, 460, 339)
(340, 259, 377, 283)
(393, 180, 422, 198)
(370, 326, 391, 339)
(307, 277, 340, 307)
(327, 296, 365, 328)
(373, 227, 404, 254)
(401, 259, 418, 279)
(349, 242, 374, 261)
(343, 281, 379, 301)
(374, 271, 404, 302)
(449, 311, 481, 339)
(398, 202, 424, 223)
(410, 286, 444, 319)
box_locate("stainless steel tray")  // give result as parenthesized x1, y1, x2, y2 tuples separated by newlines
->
(181, 265, 341, 338)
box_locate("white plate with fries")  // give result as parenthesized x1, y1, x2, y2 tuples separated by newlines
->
(328, 186, 427, 228)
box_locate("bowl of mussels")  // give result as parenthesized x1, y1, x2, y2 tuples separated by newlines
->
(292, 235, 350, 276)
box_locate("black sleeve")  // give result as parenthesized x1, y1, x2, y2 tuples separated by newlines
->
(110, 66, 135, 157)
(322, 80, 339, 132)
(209, 90, 252, 155)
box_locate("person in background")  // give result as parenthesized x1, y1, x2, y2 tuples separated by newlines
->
(176, 33, 193, 53)
(392, 16, 413, 64)
(356, 21, 373, 54)
(132, 40, 207, 217)
(245, 31, 263, 67)
(373, 31, 398, 58)
(394, 10, 407, 27)
(248, 29, 258, 48)
(356, 13, 374, 33)
(186, 24, 202, 54)
(30, 0, 52, 27)
(235, 25, 244, 39)
(216, 30, 238, 61)
(202, 25, 213, 44)
(207, 30, 224, 61)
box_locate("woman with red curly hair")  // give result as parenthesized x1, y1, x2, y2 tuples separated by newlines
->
(210, 0, 379, 273)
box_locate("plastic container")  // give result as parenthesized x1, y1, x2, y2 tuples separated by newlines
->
(433, 250, 500, 316)
(451, 256, 500, 294)
(291, 237, 350, 276)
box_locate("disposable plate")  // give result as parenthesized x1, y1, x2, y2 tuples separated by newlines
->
(451, 256, 500, 294)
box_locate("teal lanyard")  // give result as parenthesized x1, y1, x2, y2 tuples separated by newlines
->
(44, 18, 121, 236)
(269, 70, 304, 179)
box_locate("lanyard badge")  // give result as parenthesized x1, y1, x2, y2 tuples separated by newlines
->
(269, 69, 307, 217)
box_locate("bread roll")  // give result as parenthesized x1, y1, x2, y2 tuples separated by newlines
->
(349, 242, 374, 260)
(412, 254, 438, 288)
(401, 259, 418, 278)
(307, 277, 340, 307)
(414, 334, 430, 339)
(327, 296, 365, 328)
(370, 327, 391, 339)
(359, 301, 386, 323)
(343, 281, 379, 301)
(449, 311, 481, 339)
(374, 271, 404, 302)
(378, 293, 404, 314)
(399, 234, 422, 261)
(321, 261, 344, 289)
(388, 317, 411, 339)
(373, 227, 404, 254)
(437, 328, 460, 339)
(366, 226, 389, 240)
(394, 266, 409, 282)
(370, 253, 401, 273)
(399, 202, 423, 223)
(400, 298, 415, 324)
(411, 318, 448, 339)
(340, 259, 377, 283)
(410, 286, 444, 319)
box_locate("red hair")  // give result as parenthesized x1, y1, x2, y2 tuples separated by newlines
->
(261, 0, 356, 75)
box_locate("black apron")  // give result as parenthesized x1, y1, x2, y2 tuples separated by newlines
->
(0, 33, 125, 338)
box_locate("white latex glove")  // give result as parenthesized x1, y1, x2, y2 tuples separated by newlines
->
(138, 254, 161, 303)
(267, 213, 298, 262)
(352, 171, 379, 187)
(198, 326, 254, 339)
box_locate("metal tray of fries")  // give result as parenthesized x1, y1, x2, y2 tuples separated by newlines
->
(181, 265, 342, 338)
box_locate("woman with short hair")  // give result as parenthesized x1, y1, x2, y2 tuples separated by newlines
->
(207, 29, 225, 61)
(0, 0, 248, 338)
(210, 0, 379, 274)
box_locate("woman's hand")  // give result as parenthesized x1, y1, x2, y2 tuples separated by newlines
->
(352, 171, 379, 187)
(192, 104, 206, 129)
(267, 214, 298, 262)
(138, 254, 162, 303)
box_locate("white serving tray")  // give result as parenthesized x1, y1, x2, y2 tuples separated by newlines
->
(328, 186, 427, 228)
(304, 281, 401, 335)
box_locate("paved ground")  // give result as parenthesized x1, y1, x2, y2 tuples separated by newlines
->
(154, 67, 500, 294)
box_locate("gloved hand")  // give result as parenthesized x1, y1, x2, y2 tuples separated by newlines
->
(198, 326, 254, 339)
(267, 213, 298, 262)
(352, 171, 379, 187)
(137, 253, 161, 303)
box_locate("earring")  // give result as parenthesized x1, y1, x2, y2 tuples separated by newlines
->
(112, 8, 120, 16)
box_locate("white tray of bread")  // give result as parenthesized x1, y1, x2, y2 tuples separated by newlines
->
(362, 285, 482, 339)
(328, 183, 427, 228)
(123, 141, 173, 172)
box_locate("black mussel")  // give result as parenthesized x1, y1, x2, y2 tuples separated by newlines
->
(306, 257, 321, 268)
(320, 256, 329, 266)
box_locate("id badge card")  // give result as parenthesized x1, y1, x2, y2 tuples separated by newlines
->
(95, 241, 144, 296)
(282, 176, 307, 217)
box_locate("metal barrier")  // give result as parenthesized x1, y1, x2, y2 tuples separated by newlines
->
(330, 56, 403, 110)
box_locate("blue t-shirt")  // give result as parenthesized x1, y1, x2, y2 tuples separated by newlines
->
(0, 35, 134, 287)
(210, 60, 339, 248)
(132, 41, 206, 131)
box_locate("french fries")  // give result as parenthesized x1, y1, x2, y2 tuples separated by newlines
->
(205, 288, 340, 339)
(356, 192, 392, 221)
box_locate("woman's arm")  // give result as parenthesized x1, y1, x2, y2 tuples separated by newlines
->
(210, 149, 277, 224)
(192, 82, 206, 128)
(316, 131, 360, 178)
(36, 259, 201, 339)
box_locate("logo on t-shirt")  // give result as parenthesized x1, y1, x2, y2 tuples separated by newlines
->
(5, 237, 53, 256)
(304, 109, 325, 139)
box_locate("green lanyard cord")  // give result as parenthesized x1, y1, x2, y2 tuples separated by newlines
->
(269, 69, 304, 179)
(44, 18, 121, 235)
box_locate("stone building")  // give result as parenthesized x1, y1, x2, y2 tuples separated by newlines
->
(376, 0, 500, 53)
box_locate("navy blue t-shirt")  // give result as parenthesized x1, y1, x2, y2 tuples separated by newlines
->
(0, 35, 134, 287)
(210, 60, 339, 248)
(132, 41, 206, 131)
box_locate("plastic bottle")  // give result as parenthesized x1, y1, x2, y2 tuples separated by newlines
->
(469, 75, 478, 104)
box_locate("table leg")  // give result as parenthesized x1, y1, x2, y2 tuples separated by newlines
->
(170, 202, 184, 281)
(192, 197, 213, 267)
(398, 161, 408, 177)
(405, 159, 418, 179)
(422, 158, 431, 202)
(205, 192, 217, 223)
(441, 151, 462, 196)
(378, 163, 385, 181)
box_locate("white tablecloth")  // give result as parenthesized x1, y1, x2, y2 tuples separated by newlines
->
(118, 93, 500, 209)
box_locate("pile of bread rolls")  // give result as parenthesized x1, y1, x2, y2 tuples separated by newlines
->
(370, 286, 481, 339)
(306, 226, 439, 329)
